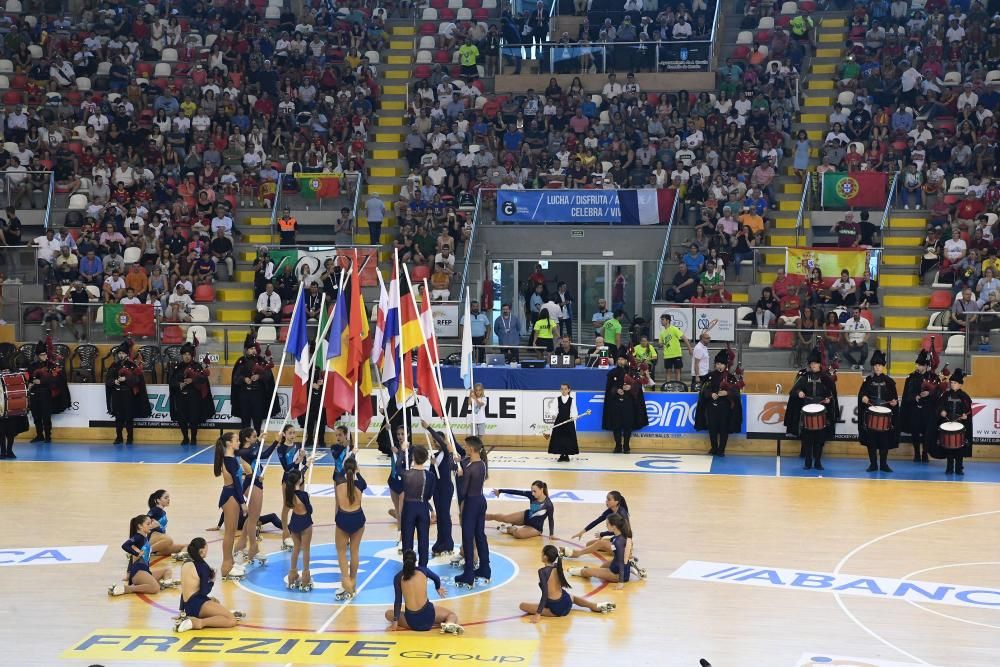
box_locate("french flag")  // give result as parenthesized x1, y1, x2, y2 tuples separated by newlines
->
(286, 289, 311, 419)
(618, 189, 676, 225)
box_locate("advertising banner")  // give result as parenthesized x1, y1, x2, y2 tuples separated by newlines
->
(694, 307, 736, 342)
(432, 302, 460, 338)
(496, 189, 674, 224)
(652, 305, 695, 340)
(574, 391, 747, 437)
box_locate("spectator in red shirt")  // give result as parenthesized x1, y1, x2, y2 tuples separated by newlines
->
(779, 283, 803, 326)
(956, 193, 985, 227)
(735, 141, 758, 170)
(834, 212, 861, 247)
(772, 267, 795, 299)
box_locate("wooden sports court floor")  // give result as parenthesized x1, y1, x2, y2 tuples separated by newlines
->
(3, 443, 1000, 667)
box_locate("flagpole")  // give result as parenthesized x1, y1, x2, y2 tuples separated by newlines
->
(394, 248, 409, 452)
(369, 269, 397, 452)
(307, 371, 330, 487)
(298, 292, 327, 455)
(245, 280, 305, 502)
(463, 285, 476, 392)
(422, 278, 451, 428)
(352, 250, 361, 452)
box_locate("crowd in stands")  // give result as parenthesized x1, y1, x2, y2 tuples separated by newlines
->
(4, 0, 395, 337)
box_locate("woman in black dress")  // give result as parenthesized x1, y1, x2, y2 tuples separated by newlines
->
(548, 383, 579, 462)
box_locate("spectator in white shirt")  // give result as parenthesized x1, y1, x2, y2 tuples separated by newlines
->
(944, 229, 967, 262)
(210, 207, 234, 239)
(167, 283, 194, 321)
(956, 83, 978, 111)
(255, 282, 282, 323)
(841, 307, 871, 369)
(602, 74, 622, 100)
(830, 270, 858, 306)
(103, 268, 127, 302)
(34, 229, 61, 273)
(673, 17, 693, 39)
(119, 287, 142, 305)
(49, 56, 76, 87)
(112, 160, 136, 188)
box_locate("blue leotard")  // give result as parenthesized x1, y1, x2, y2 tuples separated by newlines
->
(288, 489, 314, 534)
(537, 565, 572, 616)
(497, 488, 554, 535)
(180, 560, 215, 617)
(122, 533, 152, 584)
(609, 533, 631, 583)
(218, 455, 243, 508)
(147, 506, 167, 534)
(393, 566, 443, 631)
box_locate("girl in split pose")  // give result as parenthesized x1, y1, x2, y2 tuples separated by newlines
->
(566, 514, 635, 589)
(213, 432, 246, 580)
(518, 545, 616, 621)
(283, 469, 314, 591)
(487, 481, 554, 539)
(108, 515, 176, 597)
(174, 537, 245, 632)
(386, 549, 463, 634)
(561, 491, 630, 559)
(147, 489, 188, 559)
(334, 456, 367, 600)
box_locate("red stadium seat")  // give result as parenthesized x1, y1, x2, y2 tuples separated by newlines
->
(193, 284, 215, 303)
(433, 50, 451, 64)
(136, 62, 154, 78)
(439, 8, 455, 20)
(466, 0, 482, 7)
(473, 8, 489, 20)
(798, 0, 817, 12)
(410, 264, 431, 283)
(281, 303, 295, 316)
(11, 74, 25, 89)
(776, 15, 791, 28)
(160, 325, 185, 344)
(2, 90, 22, 105)
(756, 30, 772, 43)
(860, 309, 874, 326)
(772, 330, 795, 349)
(419, 22, 436, 35)
(430, 0, 446, 7)
(929, 291, 953, 309)
(414, 64, 432, 79)
(730, 45, 750, 61)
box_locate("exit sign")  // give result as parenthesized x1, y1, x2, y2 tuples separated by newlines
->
(571, 230, 584, 238)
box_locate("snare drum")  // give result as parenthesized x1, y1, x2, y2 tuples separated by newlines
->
(938, 421, 965, 449)
(0, 372, 29, 417)
(865, 405, 893, 432)
(801, 403, 827, 431)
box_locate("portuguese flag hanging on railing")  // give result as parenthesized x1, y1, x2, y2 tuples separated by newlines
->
(295, 173, 341, 199)
(103, 303, 155, 336)
(820, 171, 888, 209)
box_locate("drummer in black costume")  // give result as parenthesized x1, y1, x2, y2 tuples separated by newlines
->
(168, 341, 214, 446)
(901, 349, 940, 463)
(857, 350, 899, 473)
(105, 339, 152, 444)
(28, 337, 71, 443)
(694, 348, 744, 457)
(784, 347, 839, 470)
(231, 334, 276, 433)
(927, 369, 973, 475)
(547, 383, 579, 462)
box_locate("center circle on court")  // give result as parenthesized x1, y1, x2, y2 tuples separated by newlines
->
(238, 539, 519, 606)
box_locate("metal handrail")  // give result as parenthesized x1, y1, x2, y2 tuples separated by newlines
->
(43, 171, 55, 231)
(268, 177, 282, 241)
(350, 171, 363, 240)
(459, 189, 483, 300)
(877, 171, 899, 280)
(651, 193, 680, 301)
(794, 171, 811, 246)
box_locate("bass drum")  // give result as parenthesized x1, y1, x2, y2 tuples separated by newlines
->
(0, 372, 29, 417)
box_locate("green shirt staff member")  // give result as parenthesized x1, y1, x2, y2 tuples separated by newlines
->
(658, 313, 693, 384)
(532, 311, 560, 352)
(631, 335, 659, 382)
(602, 310, 624, 351)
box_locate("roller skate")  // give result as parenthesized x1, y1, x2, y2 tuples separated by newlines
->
(440, 622, 464, 635)
(107, 583, 126, 596)
(432, 546, 453, 558)
(255, 524, 263, 543)
(453, 574, 475, 589)
(174, 616, 195, 633)
(449, 555, 465, 569)
(159, 578, 181, 590)
(233, 549, 248, 565)
(171, 551, 192, 563)
(628, 559, 647, 579)
(557, 546, 573, 558)
(299, 578, 314, 592)
(566, 566, 585, 577)
(248, 554, 268, 567)
(473, 568, 491, 585)
(335, 588, 354, 601)
(233, 610, 246, 621)
(495, 523, 509, 533)
(223, 564, 246, 581)
(281, 537, 294, 551)
(596, 601, 616, 613)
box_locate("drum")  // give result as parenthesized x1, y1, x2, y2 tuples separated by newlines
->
(938, 421, 965, 449)
(865, 405, 893, 432)
(801, 403, 827, 431)
(0, 372, 29, 417)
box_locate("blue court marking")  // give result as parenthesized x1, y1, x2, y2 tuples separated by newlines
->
(6, 442, 1000, 484)
(238, 540, 518, 606)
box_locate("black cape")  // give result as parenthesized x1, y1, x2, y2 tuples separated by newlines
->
(28, 361, 71, 418)
(694, 370, 743, 435)
(856, 373, 900, 450)
(926, 389, 973, 458)
(104, 360, 152, 420)
(230, 355, 278, 422)
(784, 369, 839, 440)
(900, 371, 940, 435)
(601, 366, 649, 432)
(168, 360, 215, 426)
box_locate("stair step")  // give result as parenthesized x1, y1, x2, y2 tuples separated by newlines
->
(378, 116, 404, 126)
(217, 287, 254, 302)
(769, 235, 798, 246)
(783, 183, 803, 194)
(811, 64, 835, 75)
(759, 272, 777, 283)
(818, 33, 843, 43)
(389, 40, 412, 49)
(816, 48, 843, 58)
(890, 216, 927, 229)
(368, 184, 396, 195)
(807, 79, 834, 90)
(245, 234, 277, 244)
(384, 84, 407, 95)
(774, 218, 800, 229)
(384, 70, 411, 79)
(885, 295, 930, 308)
(805, 130, 823, 140)
(731, 292, 749, 304)
(370, 166, 402, 178)
(392, 26, 415, 36)
(245, 216, 270, 227)
(235, 270, 255, 282)
(217, 309, 252, 322)
(880, 274, 920, 287)
(373, 149, 401, 159)
(804, 96, 833, 107)
(382, 100, 405, 111)
(778, 200, 800, 212)
(824, 17, 846, 27)
(884, 235, 923, 247)
(885, 315, 927, 329)
(387, 55, 413, 65)
(883, 256, 918, 269)
(765, 253, 785, 265)
(889, 338, 923, 352)
(375, 132, 403, 143)
(799, 112, 827, 123)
